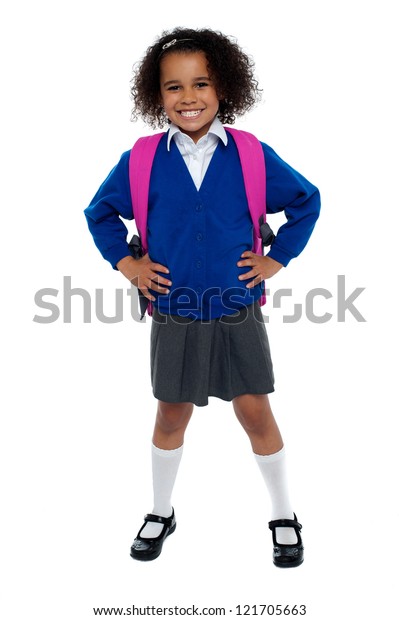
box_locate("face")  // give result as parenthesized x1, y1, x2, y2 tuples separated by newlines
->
(159, 51, 221, 143)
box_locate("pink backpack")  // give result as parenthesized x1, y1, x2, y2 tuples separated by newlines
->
(128, 127, 274, 317)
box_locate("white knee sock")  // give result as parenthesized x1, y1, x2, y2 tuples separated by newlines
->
(254, 446, 298, 544)
(140, 443, 183, 539)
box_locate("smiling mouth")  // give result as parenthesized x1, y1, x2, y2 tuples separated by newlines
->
(179, 110, 203, 118)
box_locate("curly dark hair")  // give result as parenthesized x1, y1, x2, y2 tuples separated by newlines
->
(130, 27, 262, 128)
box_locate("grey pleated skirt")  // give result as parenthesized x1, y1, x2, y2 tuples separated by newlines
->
(150, 302, 274, 407)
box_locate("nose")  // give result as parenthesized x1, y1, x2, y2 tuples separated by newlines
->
(180, 87, 197, 104)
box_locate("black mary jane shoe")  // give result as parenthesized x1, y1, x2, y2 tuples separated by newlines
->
(130, 510, 176, 561)
(268, 514, 304, 568)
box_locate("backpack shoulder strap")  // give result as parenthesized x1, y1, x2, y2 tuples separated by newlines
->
(225, 127, 266, 242)
(226, 127, 268, 307)
(129, 132, 165, 253)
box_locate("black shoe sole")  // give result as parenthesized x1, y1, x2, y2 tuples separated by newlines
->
(273, 557, 304, 568)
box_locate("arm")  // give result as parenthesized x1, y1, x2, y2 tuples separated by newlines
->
(84, 150, 134, 268)
(238, 142, 321, 286)
(84, 150, 171, 299)
(263, 142, 321, 266)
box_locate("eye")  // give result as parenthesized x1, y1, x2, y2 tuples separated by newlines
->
(166, 85, 181, 91)
(195, 82, 209, 88)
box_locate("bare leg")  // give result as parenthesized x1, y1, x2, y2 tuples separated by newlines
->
(233, 393, 283, 455)
(152, 400, 194, 449)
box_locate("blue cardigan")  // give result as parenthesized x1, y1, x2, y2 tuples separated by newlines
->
(85, 132, 320, 319)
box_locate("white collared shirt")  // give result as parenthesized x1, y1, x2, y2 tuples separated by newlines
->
(167, 117, 228, 190)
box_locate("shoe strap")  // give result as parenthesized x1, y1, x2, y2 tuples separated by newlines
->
(268, 517, 302, 532)
(144, 512, 174, 526)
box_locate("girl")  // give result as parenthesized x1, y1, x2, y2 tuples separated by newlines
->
(85, 27, 320, 568)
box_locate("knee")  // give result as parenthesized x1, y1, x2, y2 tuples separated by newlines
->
(233, 395, 270, 435)
(156, 401, 193, 434)
(235, 408, 264, 435)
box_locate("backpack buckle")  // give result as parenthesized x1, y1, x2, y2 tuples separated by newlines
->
(258, 215, 275, 248)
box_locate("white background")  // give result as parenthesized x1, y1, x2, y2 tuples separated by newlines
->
(1, 1, 398, 618)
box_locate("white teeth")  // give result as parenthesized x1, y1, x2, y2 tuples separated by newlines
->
(180, 110, 202, 118)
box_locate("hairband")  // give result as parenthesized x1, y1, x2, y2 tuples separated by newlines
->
(161, 38, 195, 50)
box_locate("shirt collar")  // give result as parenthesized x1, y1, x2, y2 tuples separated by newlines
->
(167, 117, 228, 151)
